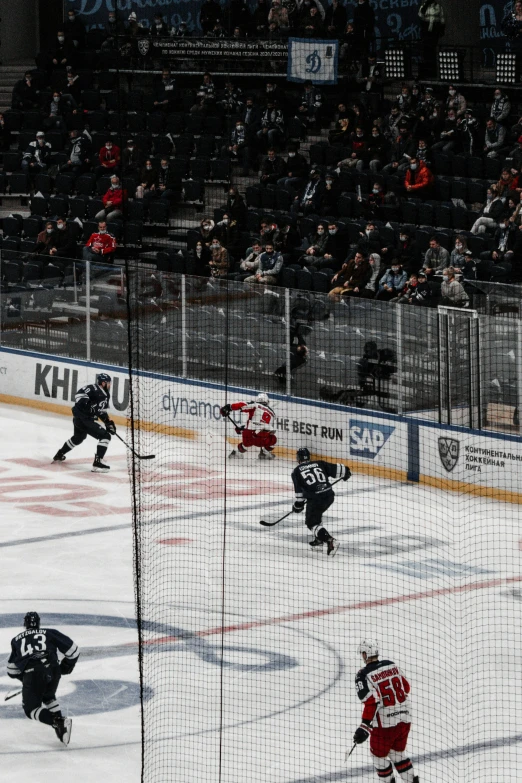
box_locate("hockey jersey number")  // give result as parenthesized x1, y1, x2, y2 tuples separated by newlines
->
(20, 634, 47, 657)
(378, 676, 408, 707)
(301, 466, 327, 486)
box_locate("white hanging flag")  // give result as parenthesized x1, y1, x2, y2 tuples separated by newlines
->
(287, 38, 339, 84)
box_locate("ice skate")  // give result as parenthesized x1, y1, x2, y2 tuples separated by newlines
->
(228, 449, 244, 459)
(309, 538, 324, 548)
(258, 448, 275, 460)
(327, 537, 340, 557)
(53, 716, 72, 746)
(92, 455, 110, 472)
(53, 449, 66, 462)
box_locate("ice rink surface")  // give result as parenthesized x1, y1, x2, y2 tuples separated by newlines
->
(0, 404, 521, 783)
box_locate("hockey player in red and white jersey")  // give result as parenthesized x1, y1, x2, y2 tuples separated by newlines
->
(220, 393, 277, 460)
(352, 639, 419, 783)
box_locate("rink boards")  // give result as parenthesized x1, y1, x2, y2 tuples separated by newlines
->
(1, 347, 521, 503)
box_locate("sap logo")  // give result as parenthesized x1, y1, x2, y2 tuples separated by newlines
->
(348, 419, 395, 458)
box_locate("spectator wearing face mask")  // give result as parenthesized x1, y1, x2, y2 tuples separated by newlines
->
(375, 261, 407, 300)
(396, 85, 412, 114)
(431, 109, 459, 155)
(153, 69, 177, 112)
(121, 139, 142, 178)
(445, 85, 466, 118)
(64, 9, 86, 48)
(382, 125, 415, 175)
(245, 241, 283, 285)
(316, 173, 341, 216)
(484, 119, 508, 159)
(491, 89, 511, 124)
(47, 218, 77, 263)
(12, 72, 39, 111)
(496, 168, 518, 200)
(394, 271, 432, 305)
(102, 11, 125, 50)
(277, 146, 310, 193)
(359, 182, 385, 221)
(95, 176, 125, 222)
(457, 110, 482, 157)
(383, 105, 403, 141)
(136, 159, 159, 199)
(257, 102, 285, 150)
(83, 221, 117, 263)
(388, 228, 419, 274)
(292, 168, 325, 215)
(21, 132, 52, 176)
(355, 222, 382, 256)
(440, 267, 469, 306)
(208, 239, 230, 278)
(450, 235, 470, 269)
(358, 252, 381, 298)
(336, 126, 368, 172)
(470, 185, 505, 234)
(61, 129, 91, 177)
(43, 91, 72, 130)
(367, 128, 389, 173)
(213, 213, 241, 256)
(189, 240, 212, 277)
(222, 119, 251, 175)
(422, 236, 450, 275)
(478, 219, 516, 282)
(197, 218, 215, 246)
(404, 157, 434, 199)
(328, 251, 372, 300)
(300, 223, 329, 267)
(150, 13, 169, 36)
(49, 30, 75, 71)
(96, 139, 120, 179)
(260, 148, 286, 185)
(34, 222, 57, 256)
(226, 187, 248, 229)
(150, 158, 180, 205)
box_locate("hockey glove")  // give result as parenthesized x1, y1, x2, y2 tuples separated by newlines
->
(60, 657, 78, 676)
(292, 499, 305, 514)
(353, 724, 371, 744)
(343, 466, 352, 481)
(220, 404, 232, 417)
(235, 426, 244, 434)
(106, 419, 117, 435)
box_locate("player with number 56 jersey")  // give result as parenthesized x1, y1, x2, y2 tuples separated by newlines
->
(352, 639, 419, 783)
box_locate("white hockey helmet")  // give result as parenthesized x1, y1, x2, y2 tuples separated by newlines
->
(358, 639, 379, 659)
(257, 393, 269, 405)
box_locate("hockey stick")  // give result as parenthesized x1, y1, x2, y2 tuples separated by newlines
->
(224, 412, 244, 432)
(115, 432, 155, 460)
(260, 477, 345, 527)
(345, 743, 357, 762)
(4, 689, 22, 701)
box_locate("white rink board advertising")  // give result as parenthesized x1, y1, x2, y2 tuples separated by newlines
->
(0, 349, 407, 473)
(420, 425, 522, 494)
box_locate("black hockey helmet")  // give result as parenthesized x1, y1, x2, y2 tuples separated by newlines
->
(24, 612, 40, 630)
(96, 373, 112, 386)
(297, 447, 311, 463)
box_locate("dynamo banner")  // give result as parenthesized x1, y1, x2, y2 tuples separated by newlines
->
(287, 38, 339, 85)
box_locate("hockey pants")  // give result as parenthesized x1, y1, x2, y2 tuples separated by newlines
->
(66, 417, 111, 458)
(22, 664, 62, 725)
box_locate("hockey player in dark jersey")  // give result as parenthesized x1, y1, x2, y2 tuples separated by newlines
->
(291, 447, 351, 557)
(7, 612, 80, 746)
(53, 372, 116, 472)
(353, 639, 419, 783)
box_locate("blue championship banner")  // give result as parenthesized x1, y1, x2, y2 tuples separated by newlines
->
(287, 38, 339, 85)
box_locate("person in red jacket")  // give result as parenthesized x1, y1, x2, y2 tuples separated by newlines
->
(95, 139, 120, 178)
(404, 157, 434, 199)
(95, 175, 125, 221)
(82, 221, 117, 264)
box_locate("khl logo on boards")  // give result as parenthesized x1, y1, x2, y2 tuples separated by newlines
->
(348, 419, 395, 459)
(438, 437, 460, 472)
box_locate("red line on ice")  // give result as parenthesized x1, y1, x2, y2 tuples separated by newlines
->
(140, 575, 522, 647)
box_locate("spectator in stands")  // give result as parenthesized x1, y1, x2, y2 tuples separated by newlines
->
(325, 0, 347, 37)
(497, 167, 518, 200)
(329, 251, 372, 300)
(228, 0, 252, 33)
(392, 272, 431, 305)
(367, 127, 389, 173)
(431, 108, 459, 155)
(21, 132, 52, 177)
(240, 96, 262, 139)
(339, 22, 357, 67)
(12, 72, 39, 111)
(277, 145, 309, 192)
(396, 85, 412, 114)
(49, 30, 75, 71)
(297, 80, 323, 128)
(153, 69, 177, 112)
(269, 0, 290, 29)
(449, 235, 470, 269)
(61, 71, 82, 110)
(102, 10, 125, 50)
(382, 123, 415, 174)
(121, 138, 142, 178)
(239, 239, 263, 278)
(300, 223, 329, 266)
(61, 128, 91, 176)
(136, 159, 159, 199)
(208, 19, 227, 38)
(34, 222, 57, 256)
(226, 186, 248, 229)
(484, 118, 507, 158)
(83, 221, 117, 264)
(359, 252, 382, 298)
(126, 11, 143, 38)
(208, 238, 230, 278)
(470, 185, 505, 234)
(43, 91, 72, 131)
(274, 344, 308, 386)
(244, 241, 283, 285)
(189, 240, 211, 276)
(171, 20, 191, 37)
(150, 13, 169, 36)
(329, 117, 351, 146)
(491, 89, 511, 124)
(200, 0, 222, 34)
(47, 217, 77, 262)
(260, 148, 285, 185)
(223, 118, 251, 175)
(375, 261, 407, 300)
(64, 8, 86, 48)
(0, 113, 12, 153)
(382, 104, 403, 141)
(445, 84, 466, 118)
(275, 220, 301, 260)
(336, 126, 368, 172)
(457, 110, 482, 157)
(392, 228, 419, 274)
(257, 101, 285, 150)
(213, 214, 241, 256)
(253, 0, 269, 34)
(96, 175, 125, 222)
(303, 221, 345, 271)
(479, 219, 516, 282)
(357, 54, 383, 116)
(418, 0, 445, 77)
(440, 267, 469, 307)
(300, 6, 324, 36)
(460, 251, 478, 281)
(353, 0, 375, 55)
(506, 134, 522, 169)
(153, 157, 179, 204)
(422, 236, 450, 275)
(96, 139, 121, 179)
(292, 167, 325, 215)
(404, 157, 434, 198)
(317, 172, 342, 216)
(219, 80, 244, 115)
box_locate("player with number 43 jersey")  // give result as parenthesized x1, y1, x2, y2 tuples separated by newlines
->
(353, 639, 419, 783)
(291, 448, 351, 556)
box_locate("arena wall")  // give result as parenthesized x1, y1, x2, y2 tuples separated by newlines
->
(1, 347, 521, 503)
